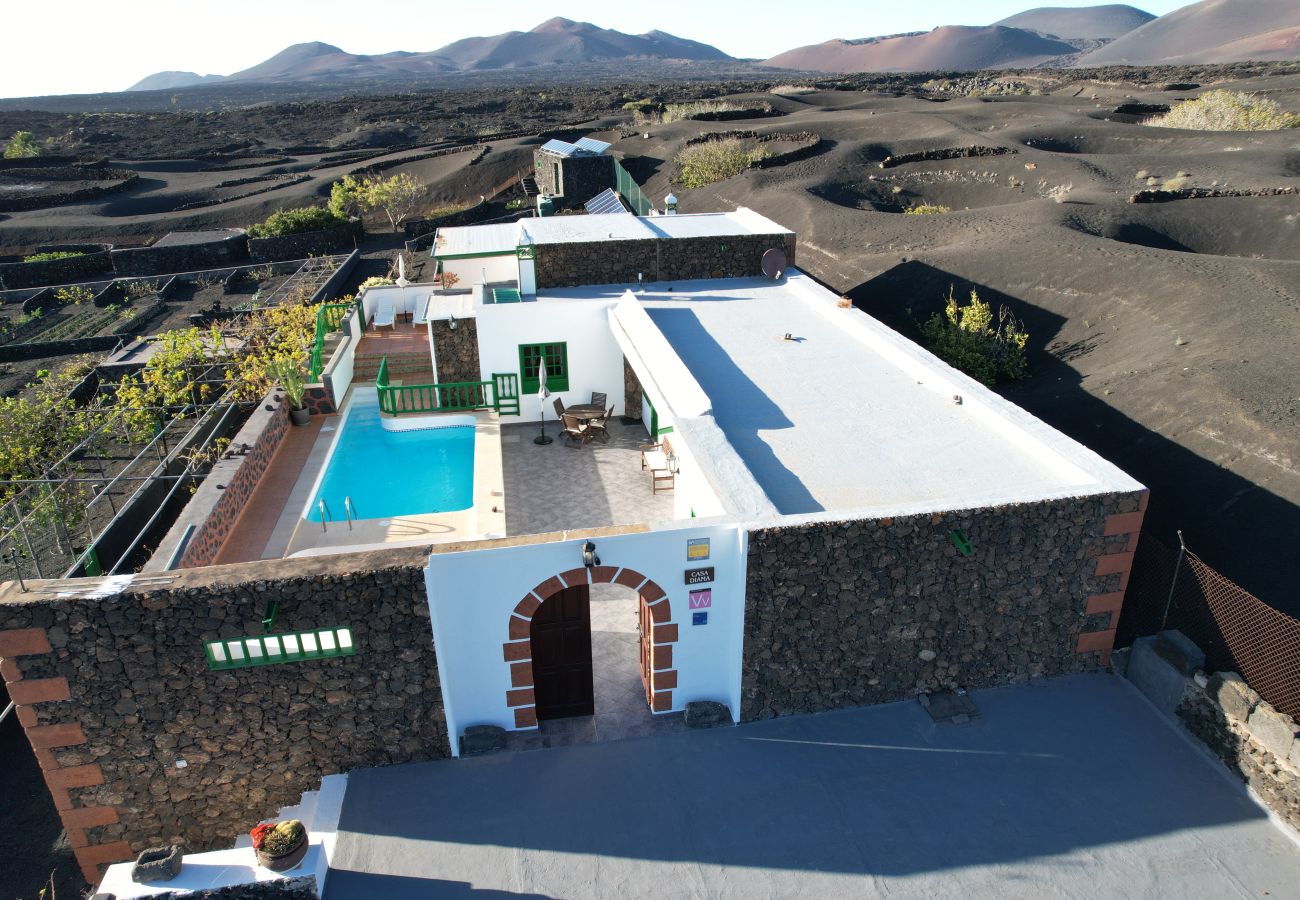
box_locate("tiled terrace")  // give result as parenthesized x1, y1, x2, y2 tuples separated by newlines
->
(500, 417, 675, 536)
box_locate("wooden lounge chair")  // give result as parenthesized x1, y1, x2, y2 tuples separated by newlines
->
(590, 391, 608, 408)
(586, 405, 615, 443)
(560, 413, 590, 448)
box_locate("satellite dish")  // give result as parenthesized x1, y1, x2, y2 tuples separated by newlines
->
(761, 248, 787, 280)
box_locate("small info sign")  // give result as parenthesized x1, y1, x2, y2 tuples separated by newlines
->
(685, 567, 715, 585)
(689, 589, 712, 610)
(686, 537, 710, 561)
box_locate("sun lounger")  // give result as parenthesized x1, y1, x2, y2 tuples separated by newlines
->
(373, 298, 396, 330)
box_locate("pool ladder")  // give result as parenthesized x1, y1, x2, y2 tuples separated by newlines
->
(318, 497, 354, 532)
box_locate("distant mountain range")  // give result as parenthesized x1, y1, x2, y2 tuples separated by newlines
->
(1075, 0, 1300, 66)
(128, 18, 731, 91)
(126, 2, 1300, 93)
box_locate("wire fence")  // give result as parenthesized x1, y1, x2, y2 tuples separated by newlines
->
(1118, 532, 1300, 720)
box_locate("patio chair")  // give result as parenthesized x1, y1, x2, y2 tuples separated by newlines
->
(560, 413, 590, 448)
(552, 397, 566, 420)
(372, 298, 396, 330)
(590, 391, 608, 408)
(586, 405, 615, 444)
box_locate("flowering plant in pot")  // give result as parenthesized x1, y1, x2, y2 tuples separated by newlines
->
(251, 818, 309, 871)
(269, 359, 310, 425)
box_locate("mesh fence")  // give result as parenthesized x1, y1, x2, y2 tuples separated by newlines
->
(1118, 532, 1300, 720)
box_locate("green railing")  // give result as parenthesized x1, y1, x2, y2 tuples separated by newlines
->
(308, 302, 354, 382)
(613, 159, 652, 216)
(375, 357, 521, 416)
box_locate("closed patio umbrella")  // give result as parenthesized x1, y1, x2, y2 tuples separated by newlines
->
(534, 355, 552, 445)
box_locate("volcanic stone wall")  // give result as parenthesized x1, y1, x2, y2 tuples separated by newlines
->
(247, 221, 362, 263)
(623, 356, 643, 420)
(534, 151, 611, 205)
(178, 399, 289, 569)
(431, 317, 480, 384)
(740, 492, 1146, 721)
(0, 244, 114, 290)
(112, 232, 249, 277)
(535, 232, 797, 289)
(0, 545, 447, 883)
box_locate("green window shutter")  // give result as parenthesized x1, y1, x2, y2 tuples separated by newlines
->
(519, 342, 569, 393)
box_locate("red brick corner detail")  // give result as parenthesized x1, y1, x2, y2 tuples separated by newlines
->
(1075, 494, 1148, 666)
(0, 627, 129, 884)
(501, 564, 677, 732)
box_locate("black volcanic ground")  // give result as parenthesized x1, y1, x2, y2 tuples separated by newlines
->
(1, 69, 1298, 617)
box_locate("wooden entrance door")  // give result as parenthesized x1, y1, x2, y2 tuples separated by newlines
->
(530, 585, 594, 720)
(639, 596, 654, 706)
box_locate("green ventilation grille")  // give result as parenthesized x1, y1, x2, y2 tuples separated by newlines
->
(204, 627, 355, 670)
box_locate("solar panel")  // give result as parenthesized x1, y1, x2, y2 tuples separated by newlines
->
(573, 137, 612, 155)
(540, 139, 578, 157)
(584, 188, 629, 216)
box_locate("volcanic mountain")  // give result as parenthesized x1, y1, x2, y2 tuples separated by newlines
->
(762, 25, 1080, 72)
(994, 4, 1156, 40)
(127, 19, 731, 90)
(1077, 0, 1300, 64)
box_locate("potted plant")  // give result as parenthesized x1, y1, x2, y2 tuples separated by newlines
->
(270, 359, 310, 425)
(251, 819, 309, 871)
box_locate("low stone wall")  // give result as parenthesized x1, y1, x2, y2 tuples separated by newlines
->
(112, 232, 249, 278)
(153, 877, 316, 898)
(178, 398, 289, 569)
(1124, 631, 1300, 834)
(740, 492, 1146, 721)
(879, 145, 1016, 169)
(404, 199, 490, 240)
(623, 356, 643, 420)
(0, 545, 448, 883)
(0, 167, 139, 213)
(248, 220, 362, 263)
(0, 243, 114, 290)
(535, 232, 798, 289)
(431, 317, 479, 383)
(1179, 673, 1300, 831)
(0, 333, 123, 363)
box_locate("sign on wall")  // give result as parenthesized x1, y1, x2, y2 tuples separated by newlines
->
(685, 567, 715, 585)
(693, 612, 708, 626)
(687, 538, 710, 561)
(689, 589, 712, 610)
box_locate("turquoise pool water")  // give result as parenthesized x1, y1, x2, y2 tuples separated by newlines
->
(307, 392, 474, 523)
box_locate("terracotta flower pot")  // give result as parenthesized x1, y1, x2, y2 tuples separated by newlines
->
(255, 832, 309, 872)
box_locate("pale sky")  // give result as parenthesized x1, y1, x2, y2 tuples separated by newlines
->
(0, 0, 1187, 99)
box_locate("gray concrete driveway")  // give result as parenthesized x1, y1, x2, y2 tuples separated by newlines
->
(325, 673, 1300, 899)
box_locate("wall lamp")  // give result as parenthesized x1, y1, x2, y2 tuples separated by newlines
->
(581, 540, 600, 569)
(448, 314, 457, 330)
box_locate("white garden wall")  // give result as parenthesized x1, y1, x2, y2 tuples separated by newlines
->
(424, 522, 746, 755)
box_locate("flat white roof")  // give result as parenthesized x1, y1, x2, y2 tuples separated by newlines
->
(433, 223, 519, 258)
(435, 209, 792, 259)
(545, 274, 1143, 519)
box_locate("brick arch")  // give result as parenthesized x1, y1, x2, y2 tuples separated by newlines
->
(502, 565, 678, 729)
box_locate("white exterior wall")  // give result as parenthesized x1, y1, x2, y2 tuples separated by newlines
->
(475, 299, 625, 423)
(424, 522, 746, 755)
(442, 254, 518, 287)
(321, 304, 362, 404)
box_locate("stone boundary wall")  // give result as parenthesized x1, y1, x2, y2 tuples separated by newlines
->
(1124, 630, 1300, 834)
(1129, 186, 1297, 204)
(404, 199, 490, 240)
(112, 232, 249, 278)
(0, 167, 139, 213)
(1180, 672, 1300, 831)
(0, 545, 447, 883)
(248, 220, 362, 263)
(0, 244, 114, 290)
(0, 333, 123, 363)
(535, 232, 798, 289)
(740, 491, 1147, 721)
(178, 398, 289, 569)
(153, 876, 316, 898)
(879, 145, 1017, 169)
(173, 174, 314, 213)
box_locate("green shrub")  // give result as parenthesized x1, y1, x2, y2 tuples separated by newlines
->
(359, 276, 394, 290)
(636, 100, 771, 126)
(904, 204, 950, 215)
(505, 198, 526, 210)
(54, 285, 95, 306)
(22, 250, 84, 263)
(3, 131, 40, 159)
(1148, 90, 1300, 131)
(920, 287, 1029, 385)
(674, 138, 770, 189)
(246, 206, 347, 239)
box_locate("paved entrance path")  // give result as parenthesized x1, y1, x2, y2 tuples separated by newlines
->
(325, 674, 1300, 899)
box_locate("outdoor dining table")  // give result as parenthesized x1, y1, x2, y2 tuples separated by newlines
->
(565, 404, 606, 422)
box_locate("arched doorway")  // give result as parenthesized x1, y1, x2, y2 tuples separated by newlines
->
(502, 565, 677, 729)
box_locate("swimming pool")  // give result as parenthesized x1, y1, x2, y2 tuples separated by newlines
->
(306, 391, 474, 523)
